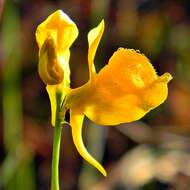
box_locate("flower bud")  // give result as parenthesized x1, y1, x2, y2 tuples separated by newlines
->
(38, 37, 64, 85)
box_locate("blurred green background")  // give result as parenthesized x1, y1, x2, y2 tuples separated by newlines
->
(0, 0, 190, 189)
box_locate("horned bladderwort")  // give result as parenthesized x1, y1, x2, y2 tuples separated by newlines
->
(36, 10, 172, 189)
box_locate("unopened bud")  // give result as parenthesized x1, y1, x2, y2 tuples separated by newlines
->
(38, 37, 64, 85)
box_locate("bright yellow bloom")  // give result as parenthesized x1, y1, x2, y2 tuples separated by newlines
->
(36, 10, 172, 176)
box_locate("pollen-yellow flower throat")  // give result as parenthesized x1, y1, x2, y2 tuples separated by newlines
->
(36, 10, 172, 176)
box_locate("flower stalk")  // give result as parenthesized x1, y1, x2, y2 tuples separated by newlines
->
(51, 93, 63, 190)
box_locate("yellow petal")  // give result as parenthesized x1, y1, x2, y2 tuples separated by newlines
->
(141, 73, 172, 110)
(46, 85, 63, 126)
(78, 48, 172, 125)
(87, 20, 104, 79)
(36, 10, 78, 54)
(70, 108, 107, 176)
(46, 85, 57, 126)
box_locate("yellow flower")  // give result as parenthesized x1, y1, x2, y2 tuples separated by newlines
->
(36, 10, 172, 176)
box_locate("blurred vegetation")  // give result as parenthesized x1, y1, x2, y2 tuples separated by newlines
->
(0, 0, 190, 190)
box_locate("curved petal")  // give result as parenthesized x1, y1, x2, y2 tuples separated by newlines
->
(70, 108, 107, 176)
(36, 10, 78, 54)
(82, 48, 172, 125)
(87, 20, 104, 79)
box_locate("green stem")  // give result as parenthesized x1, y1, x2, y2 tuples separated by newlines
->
(51, 93, 63, 190)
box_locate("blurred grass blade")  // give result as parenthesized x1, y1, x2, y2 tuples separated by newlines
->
(2, 0, 22, 151)
(1, 0, 35, 189)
